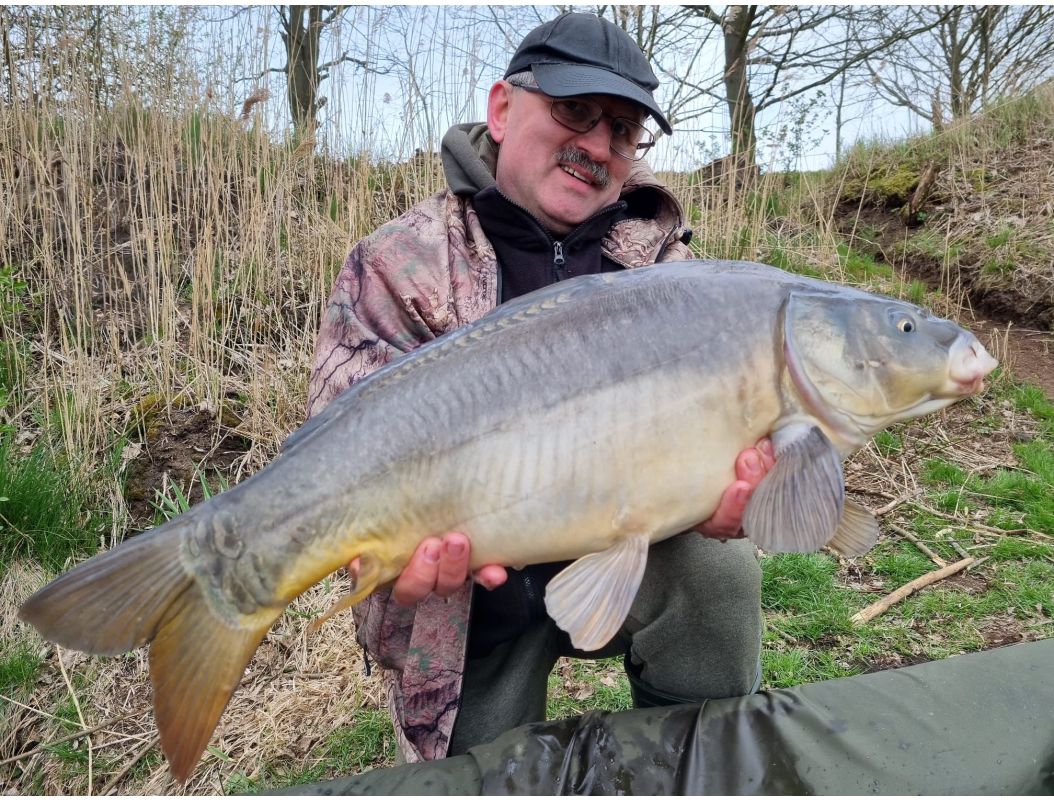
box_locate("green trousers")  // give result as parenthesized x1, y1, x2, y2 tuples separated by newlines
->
(448, 534, 763, 755)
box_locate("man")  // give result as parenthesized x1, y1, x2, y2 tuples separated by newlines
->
(307, 12, 773, 763)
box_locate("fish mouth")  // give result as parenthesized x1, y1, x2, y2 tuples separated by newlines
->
(948, 335, 998, 396)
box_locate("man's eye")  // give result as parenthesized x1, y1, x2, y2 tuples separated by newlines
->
(558, 100, 590, 119)
(611, 119, 632, 140)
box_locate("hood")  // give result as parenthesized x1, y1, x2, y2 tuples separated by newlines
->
(441, 122, 499, 196)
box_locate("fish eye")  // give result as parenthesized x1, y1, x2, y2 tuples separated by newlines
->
(897, 317, 916, 333)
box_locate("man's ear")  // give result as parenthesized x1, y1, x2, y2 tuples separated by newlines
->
(487, 81, 512, 144)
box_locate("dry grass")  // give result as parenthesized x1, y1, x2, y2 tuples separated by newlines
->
(2, 567, 389, 794)
(3, 103, 346, 466)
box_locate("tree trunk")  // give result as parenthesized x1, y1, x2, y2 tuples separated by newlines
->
(283, 5, 322, 134)
(944, 7, 967, 119)
(721, 6, 759, 183)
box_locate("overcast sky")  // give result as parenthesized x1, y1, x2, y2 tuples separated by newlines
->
(207, 5, 924, 172)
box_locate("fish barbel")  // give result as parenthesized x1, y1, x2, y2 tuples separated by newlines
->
(19, 260, 997, 780)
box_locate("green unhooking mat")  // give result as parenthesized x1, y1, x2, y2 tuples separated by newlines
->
(275, 639, 1054, 795)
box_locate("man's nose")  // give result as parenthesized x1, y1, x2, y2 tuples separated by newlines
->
(571, 119, 612, 161)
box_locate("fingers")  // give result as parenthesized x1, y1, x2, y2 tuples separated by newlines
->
(695, 438, 776, 540)
(435, 533, 472, 595)
(392, 537, 444, 606)
(755, 437, 776, 475)
(736, 437, 774, 489)
(695, 479, 752, 539)
(391, 532, 508, 606)
(473, 564, 508, 591)
(394, 534, 471, 606)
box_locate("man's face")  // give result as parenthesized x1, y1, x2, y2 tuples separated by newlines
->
(487, 81, 645, 235)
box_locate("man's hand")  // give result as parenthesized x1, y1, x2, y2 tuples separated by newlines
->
(390, 532, 507, 606)
(348, 532, 508, 607)
(694, 438, 776, 539)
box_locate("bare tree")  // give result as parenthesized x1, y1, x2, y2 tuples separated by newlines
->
(865, 6, 1054, 126)
(0, 6, 198, 111)
(680, 6, 931, 174)
(277, 6, 333, 134)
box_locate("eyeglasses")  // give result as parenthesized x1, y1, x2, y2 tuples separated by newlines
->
(516, 85, 656, 162)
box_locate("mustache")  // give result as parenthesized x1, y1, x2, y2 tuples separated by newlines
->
(554, 146, 610, 188)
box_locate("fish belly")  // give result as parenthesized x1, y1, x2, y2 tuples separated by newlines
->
(340, 361, 780, 572)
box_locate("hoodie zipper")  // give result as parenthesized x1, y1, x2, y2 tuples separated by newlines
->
(495, 189, 626, 282)
(522, 569, 539, 619)
(552, 241, 565, 271)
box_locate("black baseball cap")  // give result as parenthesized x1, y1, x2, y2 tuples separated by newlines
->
(504, 12, 672, 135)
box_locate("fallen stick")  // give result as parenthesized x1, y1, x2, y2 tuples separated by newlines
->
(948, 538, 972, 560)
(851, 557, 974, 625)
(873, 489, 923, 517)
(909, 502, 1053, 541)
(0, 714, 135, 767)
(886, 522, 947, 567)
(99, 735, 160, 796)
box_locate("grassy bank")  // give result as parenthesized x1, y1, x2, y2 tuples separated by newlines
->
(1, 83, 1052, 793)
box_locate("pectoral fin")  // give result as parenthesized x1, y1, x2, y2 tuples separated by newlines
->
(544, 534, 649, 652)
(828, 498, 880, 556)
(744, 425, 844, 553)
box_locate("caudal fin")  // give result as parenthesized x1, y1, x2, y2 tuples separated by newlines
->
(149, 583, 277, 781)
(19, 526, 191, 654)
(19, 523, 280, 782)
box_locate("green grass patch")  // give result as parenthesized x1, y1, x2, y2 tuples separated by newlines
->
(762, 647, 858, 689)
(990, 536, 1053, 561)
(984, 227, 1013, 249)
(760, 553, 856, 641)
(870, 547, 933, 585)
(151, 465, 230, 523)
(897, 229, 964, 263)
(990, 561, 1054, 616)
(1010, 383, 1054, 434)
(921, 458, 967, 487)
(968, 441, 1054, 532)
(223, 708, 395, 793)
(836, 242, 893, 283)
(324, 709, 396, 775)
(547, 656, 631, 720)
(0, 642, 43, 695)
(904, 279, 928, 305)
(873, 429, 902, 456)
(0, 437, 107, 574)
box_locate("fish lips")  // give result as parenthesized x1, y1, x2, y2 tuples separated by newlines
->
(948, 334, 998, 395)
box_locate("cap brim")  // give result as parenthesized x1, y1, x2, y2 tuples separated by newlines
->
(532, 62, 672, 135)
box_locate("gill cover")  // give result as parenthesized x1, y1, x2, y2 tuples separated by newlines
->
(784, 292, 961, 432)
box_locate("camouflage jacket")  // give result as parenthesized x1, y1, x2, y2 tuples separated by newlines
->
(306, 124, 691, 762)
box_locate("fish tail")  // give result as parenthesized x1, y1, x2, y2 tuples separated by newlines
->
(149, 581, 278, 782)
(18, 524, 280, 782)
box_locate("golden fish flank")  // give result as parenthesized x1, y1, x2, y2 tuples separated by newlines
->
(19, 260, 997, 781)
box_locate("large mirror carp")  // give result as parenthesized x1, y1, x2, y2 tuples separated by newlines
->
(20, 260, 997, 780)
